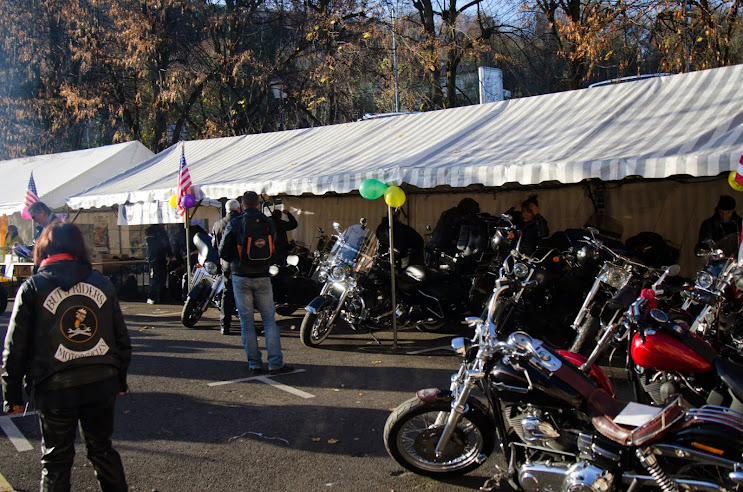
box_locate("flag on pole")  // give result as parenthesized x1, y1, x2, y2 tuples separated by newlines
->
(735, 154, 743, 186)
(24, 171, 39, 210)
(176, 144, 192, 216)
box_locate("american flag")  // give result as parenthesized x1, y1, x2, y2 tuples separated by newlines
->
(176, 144, 192, 216)
(736, 155, 743, 187)
(24, 171, 39, 211)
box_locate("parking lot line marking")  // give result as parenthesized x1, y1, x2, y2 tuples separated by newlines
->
(207, 369, 315, 398)
(406, 345, 454, 355)
(0, 412, 37, 452)
(253, 376, 316, 399)
(0, 471, 14, 491)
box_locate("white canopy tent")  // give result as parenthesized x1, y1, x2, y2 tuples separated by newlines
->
(67, 65, 743, 274)
(69, 65, 743, 208)
(1, 141, 154, 216)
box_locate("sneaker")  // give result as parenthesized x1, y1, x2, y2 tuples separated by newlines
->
(248, 367, 265, 376)
(220, 327, 231, 335)
(146, 299, 156, 305)
(268, 365, 295, 376)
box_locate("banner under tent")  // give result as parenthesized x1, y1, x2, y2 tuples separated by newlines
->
(67, 65, 743, 276)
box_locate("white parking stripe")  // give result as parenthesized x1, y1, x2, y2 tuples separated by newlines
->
(253, 376, 316, 399)
(207, 369, 315, 398)
(0, 412, 37, 452)
(0, 471, 14, 491)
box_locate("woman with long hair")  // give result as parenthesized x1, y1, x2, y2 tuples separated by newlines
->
(2, 221, 131, 491)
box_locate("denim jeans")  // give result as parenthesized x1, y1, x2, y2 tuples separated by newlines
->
(232, 276, 284, 370)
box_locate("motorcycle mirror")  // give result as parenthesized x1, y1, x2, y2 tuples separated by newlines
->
(586, 227, 599, 238)
(332, 222, 341, 232)
(317, 227, 324, 234)
(268, 265, 280, 276)
(666, 264, 681, 276)
(286, 255, 300, 266)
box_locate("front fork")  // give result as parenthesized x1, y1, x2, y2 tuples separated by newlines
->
(434, 360, 486, 458)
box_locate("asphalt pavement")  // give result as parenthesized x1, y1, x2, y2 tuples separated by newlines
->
(0, 300, 508, 492)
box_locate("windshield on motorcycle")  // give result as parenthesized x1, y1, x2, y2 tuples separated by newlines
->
(328, 223, 379, 275)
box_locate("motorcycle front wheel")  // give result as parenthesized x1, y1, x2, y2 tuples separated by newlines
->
(299, 306, 336, 347)
(569, 313, 600, 356)
(181, 285, 208, 328)
(384, 396, 495, 478)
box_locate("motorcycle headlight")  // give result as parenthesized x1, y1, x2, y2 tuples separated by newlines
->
(330, 264, 351, 282)
(512, 262, 530, 279)
(204, 261, 219, 275)
(696, 271, 715, 290)
(601, 266, 630, 289)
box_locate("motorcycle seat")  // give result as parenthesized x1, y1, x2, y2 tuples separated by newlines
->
(715, 357, 743, 402)
(587, 389, 685, 446)
(400, 265, 448, 289)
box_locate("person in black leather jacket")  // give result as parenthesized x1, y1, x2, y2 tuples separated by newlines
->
(2, 221, 131, 492)
(211, 199, 242, 335)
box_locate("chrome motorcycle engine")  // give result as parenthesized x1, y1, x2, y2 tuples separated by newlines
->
(518, 461, 614, 492)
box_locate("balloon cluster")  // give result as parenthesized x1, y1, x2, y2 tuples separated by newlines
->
(21, 207, 31, 220)
(728, 171, 743, 192)
(170, 193, 196, 209)
(359, 179, 406, 207)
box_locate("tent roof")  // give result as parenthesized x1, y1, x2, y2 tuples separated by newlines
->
(1, 141, 154, 215)
(68, 65, 743, 210)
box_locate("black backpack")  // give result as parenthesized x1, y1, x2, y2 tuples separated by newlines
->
(237, 214, 275, 267)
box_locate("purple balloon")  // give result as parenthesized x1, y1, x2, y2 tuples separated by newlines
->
(181, 194, 196, 209)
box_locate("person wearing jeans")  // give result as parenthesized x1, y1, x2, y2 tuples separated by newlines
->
(232, 276, 284, 372)
(218, 191, 294, 376)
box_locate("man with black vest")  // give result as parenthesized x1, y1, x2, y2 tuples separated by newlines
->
(218, 192, 293, 375)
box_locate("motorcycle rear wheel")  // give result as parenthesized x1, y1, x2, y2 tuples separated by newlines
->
(181, 295, 205, 328)
(300, 307, 336, 347)
(384, 396, 495, 478)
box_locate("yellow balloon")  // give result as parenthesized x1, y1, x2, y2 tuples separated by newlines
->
(384, 186, 406, 208)
(169, 194, 178, 208)
(729, 171, 743, 192)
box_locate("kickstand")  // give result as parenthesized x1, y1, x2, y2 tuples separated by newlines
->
(367, 330, 383, 346)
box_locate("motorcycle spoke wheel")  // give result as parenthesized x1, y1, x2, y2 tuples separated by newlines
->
(671, 462, 739, 491)
(417, 319, 446, 332)
(569, 313, 600, 356)
(299, 308, 335, 347)
(384, 397, 494, 478)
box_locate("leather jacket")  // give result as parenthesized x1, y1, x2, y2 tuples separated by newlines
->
(2, 260, 131, 411)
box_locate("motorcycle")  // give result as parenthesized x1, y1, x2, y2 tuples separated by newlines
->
(181, 232, 224, 327)
(569, 227, 676, 355)
(271, 254, 322, 316)
(383, 285, 743, 490)
(580, 283, 743, 411)
(300, 219, 472, 347)
(677, 242, 743, 350)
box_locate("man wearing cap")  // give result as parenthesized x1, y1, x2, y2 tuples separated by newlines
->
(218, 192, 293, 376)
(695, 194, 742, 256)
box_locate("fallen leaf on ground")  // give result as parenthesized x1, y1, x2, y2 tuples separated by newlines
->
(328, 438, 339, 444)
(371, 360, 382, 364)
(312, 437, 321, 442)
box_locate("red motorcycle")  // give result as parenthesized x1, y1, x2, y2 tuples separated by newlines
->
(581, 287, 743, 411)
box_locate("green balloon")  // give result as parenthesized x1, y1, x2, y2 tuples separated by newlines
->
(359, 179, 388, 200)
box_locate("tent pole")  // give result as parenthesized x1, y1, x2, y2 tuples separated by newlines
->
(185, 210, 192, 289)
(388, 204, 398, 349)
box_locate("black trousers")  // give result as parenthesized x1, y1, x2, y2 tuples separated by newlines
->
(220, 273, 234, 329)
(148, 260, 167, 302)
(37, 395, 127, 492)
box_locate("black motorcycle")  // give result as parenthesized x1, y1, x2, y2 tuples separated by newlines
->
(384, 278, 743, 490)
(300, 220, 472, 347)
(181, 232, 224, 327)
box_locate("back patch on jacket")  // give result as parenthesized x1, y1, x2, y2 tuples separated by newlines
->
(43, 283, 110, 363)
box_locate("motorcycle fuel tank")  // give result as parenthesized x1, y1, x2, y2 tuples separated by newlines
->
(490, 358, 586, 409)
(631, 331, 713, 373)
